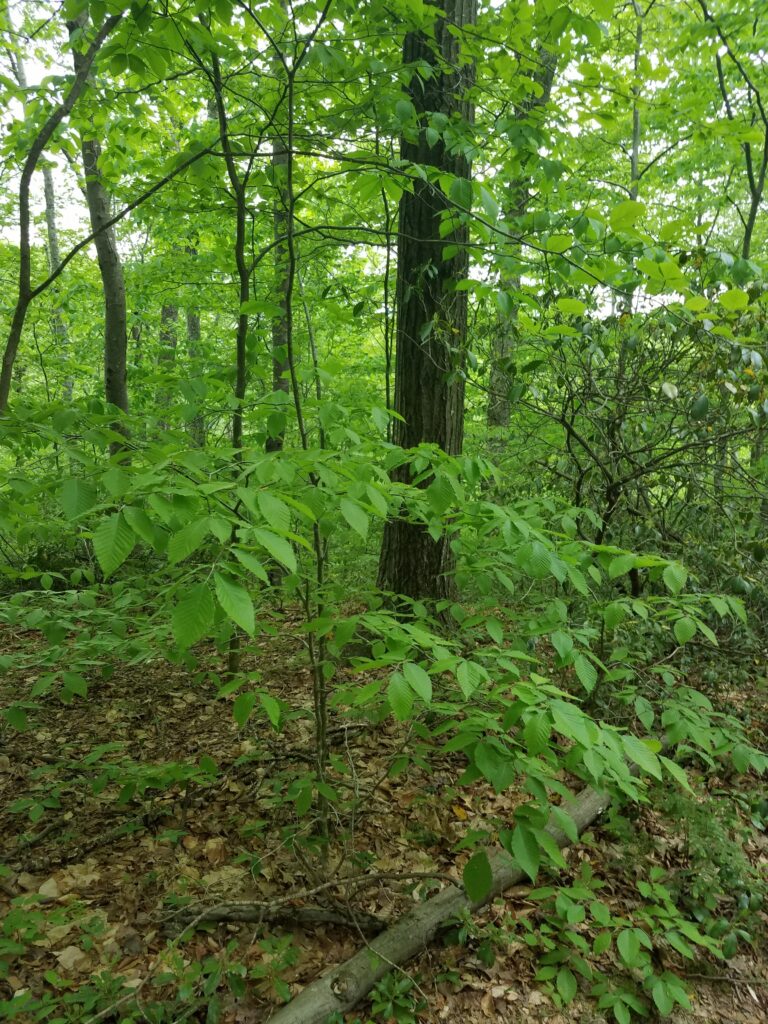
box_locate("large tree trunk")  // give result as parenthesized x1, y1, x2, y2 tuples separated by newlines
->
(377, 0, 476, 604)
(68, 18, 129, 435)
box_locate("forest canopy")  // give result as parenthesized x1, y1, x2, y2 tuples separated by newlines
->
(0, 1, 766, 1022)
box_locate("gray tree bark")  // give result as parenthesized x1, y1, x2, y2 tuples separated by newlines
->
(68, 17, 129, 437)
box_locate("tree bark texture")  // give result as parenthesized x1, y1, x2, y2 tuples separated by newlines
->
(377, 0, 476, 603)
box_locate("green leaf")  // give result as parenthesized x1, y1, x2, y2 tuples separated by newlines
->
(486, 616, 503, 644)
(387, 672, 414, 721)
(403, 661, 432, 703)
(168, 518, 209, 565)
(172, 584, 214, 649)
(214, 573, 255, 635)
(556, 967, 577, 1003)
(651, 979, 674, 1016)
(449, 176, 472, 210)
(662, 563, 687, 595)
(674, 616, 697, 645)
(257, 492, 291, 534)
(621, 733, 662, 780)
(551, 805, 579, 842)
(610, 199, 645, 230)
(523, 711, 551, 755)
(551, 699, 597, 748)
(259, 692, 282, 729)
(62, 672, 87, 698)
(690, 393, 710, 420)
(4, 705, 28, 731)
(233, 692, 257, 727)
(593, 930, 611, 954)
(550, 630, 574, 660)
(719, 288, 748, 311)
(608, 554, 635, 579)
(59, 477, 97, 521)
(574, 655, 598, 693)
(659, 755, 693, 792)
(254, 528, 297, 573)
(510, 824, 540, 882)
(340, 498, 369, 539)
(617, 928, 642, 967)
(93, 512, 135, 578)
(463, 850, 493, 902)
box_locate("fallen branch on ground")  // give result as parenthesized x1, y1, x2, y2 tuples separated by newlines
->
(267, 784, 611, 1024)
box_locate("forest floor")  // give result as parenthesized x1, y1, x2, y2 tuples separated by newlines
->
(1, 621, 767, 1024)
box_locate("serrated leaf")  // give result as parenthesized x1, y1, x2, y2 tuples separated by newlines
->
(5, 705, 28, 731)
(608, 554, 635, 579)
(388, 672, 414, 721)
(510, 824, 540, 882)
(403, 661, 432, 703)
(449, 175, 472, 210)
(659, 755, 693, 792)
(93, 512, 135, 577)
(259, 692, 281, 729)
(463, 850, 493, 902)
(233, 692, 257, 727)
(172, 584, 214, 649)
(663, 563, 687, 595)
(257, 492, 291, 533)
(621, 734, 662, 780)
(551, 805, 579, 842)
(574, 655, 598, 693)
(214, 573, 255, 635)
(168, 518, 209, 565)
(254, 528, 296, 573)
(674, 616, 697, 645)
(550, 630, 574, 660)
(523, 711, 551, 754)
(60, 478, 97, 521)
(340, 498, 369, 539)
(551, 699, 596, 748)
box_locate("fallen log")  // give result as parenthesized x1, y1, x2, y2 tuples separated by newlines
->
(267, 784, 612, 1024)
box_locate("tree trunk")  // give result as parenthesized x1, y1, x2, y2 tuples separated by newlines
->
(185, 306, 205, 448)
(377, 0, 476, 604)
(68, 18, 129, 438)
(42, 166, 73, 401)
(487, 50, 556, 431)
(157, 303, 178, 429)
(266, 135, 291, 453)
(0, 10, 119, 412)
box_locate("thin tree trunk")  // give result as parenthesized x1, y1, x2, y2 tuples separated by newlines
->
(157, 302, 178, 428)
(42, 166, 73, 401)
(185, 306, 205, 447)
(68, 17, 129, 443)
(0, 12, 119, 412)
(266, 135, 290, 453)
(377, 0, 476, 604)
(487, 51, 555, 431)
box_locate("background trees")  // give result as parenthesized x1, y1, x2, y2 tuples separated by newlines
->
(0, 1, 766, 1022)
